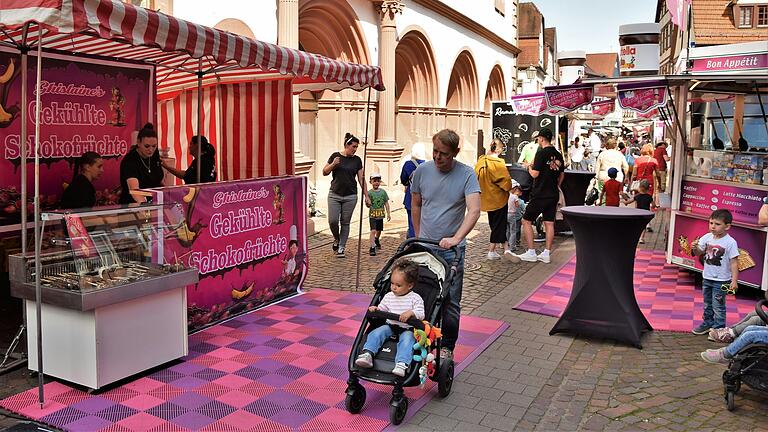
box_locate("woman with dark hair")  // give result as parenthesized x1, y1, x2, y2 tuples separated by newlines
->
(322, 132, 369, 258)
(119, 123, 164, 204)
(60, 151, 104, 209)
(162, 135, 216, 184)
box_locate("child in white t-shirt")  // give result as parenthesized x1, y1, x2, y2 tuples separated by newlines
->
(355, 258, 424, 377)
(691, 209, 740, 335)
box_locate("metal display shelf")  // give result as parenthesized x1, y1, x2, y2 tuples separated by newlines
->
(10, 267, 198, 311)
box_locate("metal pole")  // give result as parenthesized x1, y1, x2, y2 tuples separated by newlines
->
(196, 59, 203, 184)
(33, 28, 44, 408)
(20, 52, 28, 254)
(354, 87, 373, 291)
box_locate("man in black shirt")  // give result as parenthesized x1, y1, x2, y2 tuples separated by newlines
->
(510, 128, 564, 264)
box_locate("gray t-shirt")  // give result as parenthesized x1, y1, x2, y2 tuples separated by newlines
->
(410, 160, 481, 243)
(696, 233, 739, 282)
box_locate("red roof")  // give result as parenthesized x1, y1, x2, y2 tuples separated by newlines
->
(586, 53, 619, 78)
(692, 0, 767, 45)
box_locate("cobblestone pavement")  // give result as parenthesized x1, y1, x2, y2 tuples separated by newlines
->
(306, 207, 768, 431)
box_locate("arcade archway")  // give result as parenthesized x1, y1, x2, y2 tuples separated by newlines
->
(445, 50, 480, 161)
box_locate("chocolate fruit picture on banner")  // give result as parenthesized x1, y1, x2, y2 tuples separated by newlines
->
(0, 47, 153, 227)
(152, 176, 308, 332)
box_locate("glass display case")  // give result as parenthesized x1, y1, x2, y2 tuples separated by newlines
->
(9, 204, 198, 389)
(10, 204, 197, 310)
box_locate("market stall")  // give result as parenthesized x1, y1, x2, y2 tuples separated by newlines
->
(0, 0, 383, 399)
(581, 65, 768, 290)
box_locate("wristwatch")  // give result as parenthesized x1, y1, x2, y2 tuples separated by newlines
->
(763, 196, 768, 205)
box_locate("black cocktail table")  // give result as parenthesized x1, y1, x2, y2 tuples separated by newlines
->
(550, 206, 655, 348)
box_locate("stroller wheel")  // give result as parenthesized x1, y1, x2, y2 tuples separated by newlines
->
(725, 390, 735, 411)
(437, 359, 454, 397)
(389, 396, 409, 425)
(344, 383, 366, 414)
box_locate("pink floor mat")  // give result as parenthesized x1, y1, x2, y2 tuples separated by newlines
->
(513, 249, 760, 332)
(1, 288, 507, 431)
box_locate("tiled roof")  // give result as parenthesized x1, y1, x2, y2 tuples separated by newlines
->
(518, 2, 544, 38)
(518, 38, 541, 67)
(692, 0, 767, 45)
(586, 53, 619, 78)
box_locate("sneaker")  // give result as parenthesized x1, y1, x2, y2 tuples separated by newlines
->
(692, 323, 711, 335)
(646, 226, 654, 233)
(511, 249, 538, 263)
(537, 250, 551, 263)
(440, 348, 453, 363)
(708, 327, 735, 343)
(369, 247, 376, 256)
(487, 251, 501, 260)
(700, 348, 729, 364)
(392, 362, 408, 377)
(375, 238, 381, 249)
(332, 241, 339, 252)
(355, 351, 373, 368)
(336, 248, 345, 258)
(638, 239, 645, 244)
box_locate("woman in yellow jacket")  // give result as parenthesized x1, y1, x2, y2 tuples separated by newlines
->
(475, 139, 514, 260)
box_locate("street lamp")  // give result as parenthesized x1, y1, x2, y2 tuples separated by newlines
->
(526, 65, 537, 81)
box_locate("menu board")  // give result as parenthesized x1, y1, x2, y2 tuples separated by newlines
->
(680, 179, 765, 225)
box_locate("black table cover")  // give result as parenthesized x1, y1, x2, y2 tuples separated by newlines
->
(561, 170, 595, 207)
(550, 206, 655, 348)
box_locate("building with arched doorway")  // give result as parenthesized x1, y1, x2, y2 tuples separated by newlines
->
(152, 0, 520, 209)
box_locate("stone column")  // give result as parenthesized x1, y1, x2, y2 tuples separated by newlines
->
(277, 0, 314, 176)
(375, 0, 403, 147)
(371, 1, 405, 193)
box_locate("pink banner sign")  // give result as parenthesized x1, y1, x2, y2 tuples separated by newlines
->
(152, 176, 307, 332)
(509, 93, 548, 115)
(591, 99, 615, 117)
(666, 0, 691, 28)
(544, 83, 594, 112)
(0, 47, 154, 227)
(637, 108, 659, 119)
(680, 179, 765, 225)
(671, 213, 764, 287)
(618, 84, 667, 114)
(690, 53, 768, 73)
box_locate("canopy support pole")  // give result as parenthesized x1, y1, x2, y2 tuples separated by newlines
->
(33, 27, 44, 408)
(20, 47, 28, 254)
(355, 87, 374, 291)
(196, 59, 203, 184)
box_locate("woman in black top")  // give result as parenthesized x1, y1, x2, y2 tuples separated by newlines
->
(322, 132, 369, 257)
(60, 152, 104, 209)
(119, 123, 164, 204)
(162, 135, 216, 184)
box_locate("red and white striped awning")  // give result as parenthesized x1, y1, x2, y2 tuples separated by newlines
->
(0, 0, 385, 95)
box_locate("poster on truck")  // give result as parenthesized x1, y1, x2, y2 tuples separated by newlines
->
(671, 213, 765, 287)
(0, 47, 154, 228)
(153, 176, 307, 332)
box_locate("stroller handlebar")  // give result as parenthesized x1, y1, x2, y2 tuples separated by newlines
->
(756, 299, 768, 325)
(365, 310, 426, 331)
(396, 237, 461, 267)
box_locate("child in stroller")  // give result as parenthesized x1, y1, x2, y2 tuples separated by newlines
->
(699, 296, 768, 411)
(345, 238, 459, 425)
(355, 258, 425, 377)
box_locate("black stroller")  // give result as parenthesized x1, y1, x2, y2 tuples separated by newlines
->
(344, 238, 458, 424)
(721, 294, 768, 411)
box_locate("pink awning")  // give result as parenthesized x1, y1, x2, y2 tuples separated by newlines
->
(0, 0, 384, 95)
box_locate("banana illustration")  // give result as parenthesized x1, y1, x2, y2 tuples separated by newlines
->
(232, 283, 254, 300)
(183, 187, 197, 203)
(0, 59, 14, 84)
(176, 221, 196, 242)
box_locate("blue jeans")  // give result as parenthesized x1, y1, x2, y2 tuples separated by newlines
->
(429, 245, 465, 351)
(363, 324, 416, 365)
(725, 326, 768, 357)
(702, 278, 727, 329)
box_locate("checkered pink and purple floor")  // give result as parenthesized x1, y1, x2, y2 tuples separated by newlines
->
(1, 288, 507, 432)
(513, 249, 759, 332)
